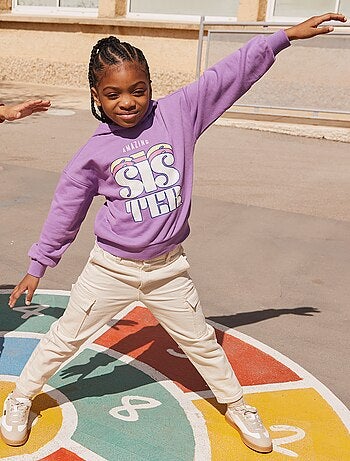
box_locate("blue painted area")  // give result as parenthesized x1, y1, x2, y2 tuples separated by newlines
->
(0, 337, 39, 376)
(49, 348, 195, 461)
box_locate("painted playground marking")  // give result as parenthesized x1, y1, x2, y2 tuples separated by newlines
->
(47, 109, 76, 117)
(0, 289, 349, 461)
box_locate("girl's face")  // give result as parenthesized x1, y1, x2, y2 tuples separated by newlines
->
(91, 62, 151, 128)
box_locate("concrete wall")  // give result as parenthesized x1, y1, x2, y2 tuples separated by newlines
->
(0, 18, 200, 98)
(0, 0, 11, 12)
(0, 0, 270, 94)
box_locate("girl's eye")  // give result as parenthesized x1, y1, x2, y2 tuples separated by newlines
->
(133, 90, 145, 96)
(107, 93, 119, 99)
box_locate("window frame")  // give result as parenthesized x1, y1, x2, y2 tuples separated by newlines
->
(12, 0, 98, 16)
(266, 0, 341, 22)
(126, 0, 238, 23)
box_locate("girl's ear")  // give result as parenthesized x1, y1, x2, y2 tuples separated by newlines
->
(149, 81, 153, 100)
(91, 87, 101, 106)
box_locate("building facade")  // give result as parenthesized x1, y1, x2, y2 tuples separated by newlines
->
(0, 0, 349, 95)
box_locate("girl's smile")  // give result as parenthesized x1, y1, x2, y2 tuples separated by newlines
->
(91, 62, 151, 128)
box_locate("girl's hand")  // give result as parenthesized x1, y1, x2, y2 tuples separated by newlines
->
(9, 274, 40, 308)
(285, 13, 347, 41)
(0, 99, 51, 121)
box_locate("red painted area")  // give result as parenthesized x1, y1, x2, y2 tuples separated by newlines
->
(95, 306, 301, 392)
(40, 448, 85, 460)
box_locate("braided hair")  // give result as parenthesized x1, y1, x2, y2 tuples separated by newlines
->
(88, 36, 151, 123)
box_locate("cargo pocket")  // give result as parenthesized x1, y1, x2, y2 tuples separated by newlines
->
(185, 288, 207, 337)
(59, 283, 97, 340)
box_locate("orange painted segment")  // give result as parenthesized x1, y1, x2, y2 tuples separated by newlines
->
(194, 388, 350, 460)
(40, 448, 85, 460)
(95, 306, 301, 390)
(0, 382, 63, 457)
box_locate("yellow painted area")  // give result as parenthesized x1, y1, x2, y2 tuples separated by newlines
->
(194, 388, 350, 460)
(0, 382, 63, 457)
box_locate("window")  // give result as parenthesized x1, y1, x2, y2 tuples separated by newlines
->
(267, 0, 346, 21)
(339, 0, 350, 17)
(13, 0, 98, 15)
(128, 0, 239, 20)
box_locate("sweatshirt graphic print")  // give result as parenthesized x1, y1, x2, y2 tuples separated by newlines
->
(111, 141, 181, 223)
(28, 30, 290, 277)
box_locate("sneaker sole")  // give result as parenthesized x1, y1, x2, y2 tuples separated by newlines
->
(1, 431, 29, 447)
(225, 413, 273, 454)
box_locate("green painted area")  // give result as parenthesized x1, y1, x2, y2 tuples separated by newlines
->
(49, 348, 195, 461)
(0, 293, 68, 334)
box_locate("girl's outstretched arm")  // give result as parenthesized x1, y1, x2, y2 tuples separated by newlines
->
(285, 13, 347, 41)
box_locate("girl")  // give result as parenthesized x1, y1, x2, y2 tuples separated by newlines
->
(1, 12, 346, 454)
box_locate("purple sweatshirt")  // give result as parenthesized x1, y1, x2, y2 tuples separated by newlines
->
(28, 30, 290, 278)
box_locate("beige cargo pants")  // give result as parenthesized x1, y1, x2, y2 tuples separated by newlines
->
(16, 243, 243, 403)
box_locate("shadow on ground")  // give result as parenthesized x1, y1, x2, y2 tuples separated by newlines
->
(31, 306, 320, 417)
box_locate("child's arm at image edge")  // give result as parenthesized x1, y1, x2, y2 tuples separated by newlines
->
(0, 99, 51, 122)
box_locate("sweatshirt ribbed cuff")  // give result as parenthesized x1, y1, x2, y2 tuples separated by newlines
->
(28, 260, 47, 278)
(266, 29, 291, 56)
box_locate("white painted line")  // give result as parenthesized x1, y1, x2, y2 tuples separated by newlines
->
(1, 331, 44, 339)
(0, 289, 71, 296)
(186, 380, 310, 401)
(48, 109, 76, 117)
(63, 439, 108, 461)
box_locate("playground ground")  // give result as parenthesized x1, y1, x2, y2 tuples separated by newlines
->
(0, 83, 349, 460)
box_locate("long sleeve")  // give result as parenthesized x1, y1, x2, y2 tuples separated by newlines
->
(28, 170, 97, 277)
(182, 29, 290, 140)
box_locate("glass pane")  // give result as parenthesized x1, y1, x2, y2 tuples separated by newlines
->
(60, 0, 97, 6)
(17, 0, 56, 5)
(273, 0, 335, 17)
(339, 0, 350, 16)
(206, 31, 350, 113)
(129, 0, 238, 17)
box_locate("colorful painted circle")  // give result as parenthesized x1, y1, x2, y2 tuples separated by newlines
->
(0, 290, 349, 460)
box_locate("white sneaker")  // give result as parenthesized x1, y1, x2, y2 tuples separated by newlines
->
(225, 403, 272, 453)
(1, 393, 32, 446)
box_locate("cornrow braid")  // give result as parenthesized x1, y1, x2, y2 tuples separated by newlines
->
(88, 36, 151, 123)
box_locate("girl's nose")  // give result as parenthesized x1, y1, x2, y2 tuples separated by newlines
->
(119, 95, 136, 110)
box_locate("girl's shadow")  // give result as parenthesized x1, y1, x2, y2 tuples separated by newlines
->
(33, 305, 320, 416)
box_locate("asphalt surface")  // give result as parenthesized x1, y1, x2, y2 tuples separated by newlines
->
(0, 86, 349, 410)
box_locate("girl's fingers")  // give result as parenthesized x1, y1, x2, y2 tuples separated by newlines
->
(315, 13, 347, 27)
(314, 25, 334, 36)
(9, 286, 24, 308)
(25, 290, 34, 306)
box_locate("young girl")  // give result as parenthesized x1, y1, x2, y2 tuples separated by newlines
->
(1, 12, 346, 454)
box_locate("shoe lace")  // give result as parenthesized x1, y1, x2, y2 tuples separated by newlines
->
(8, 398, 30, 424)
(238, 405, 264, 431)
